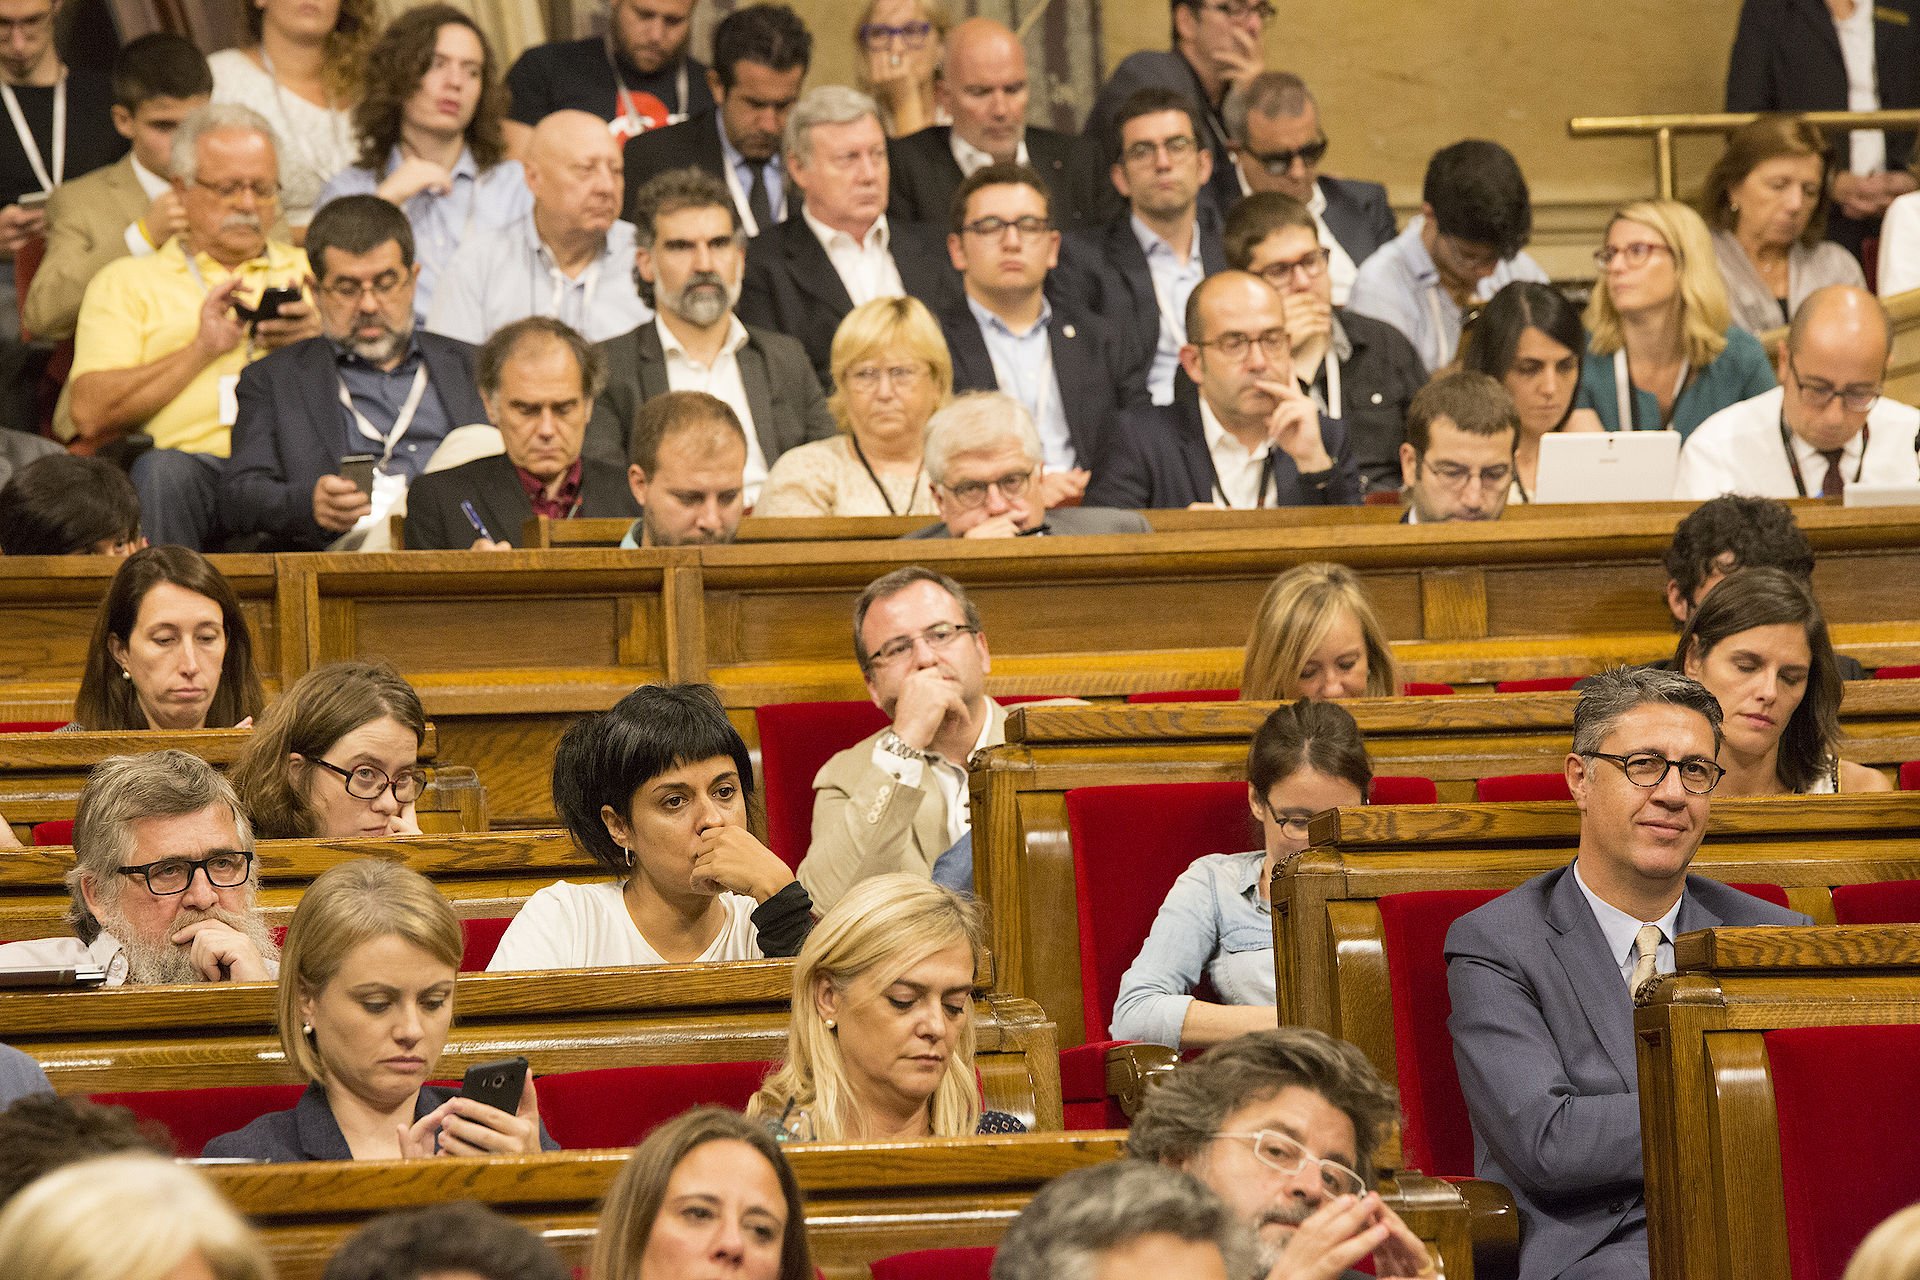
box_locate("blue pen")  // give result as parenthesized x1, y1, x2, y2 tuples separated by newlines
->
(459, 500, 494, 542)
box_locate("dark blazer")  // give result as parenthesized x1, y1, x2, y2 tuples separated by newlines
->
(1082, 49, 1242, 222)
(620, 109, 735, 223)
(403, 453, 640, 550)
(1318, 175, 1398, 270)
(1326, 309, 1429, 494)
(220, 334, 487, 551)
(1053, 207, 1227, 381)
(938, 292, 1149, 475)
(584, 319, 836, 472)
(1726, 0, 1920, 172)
(1083, 374, 1363, 510)
(737, 215, 963, 388)
(902, 506, 1152, 538)
(203, 1082, 560, 1163)
(1446, 865, 1808, 1280)
(886, 124, 1100, 230)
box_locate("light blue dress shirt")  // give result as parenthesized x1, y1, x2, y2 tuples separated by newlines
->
(1111, 851, 1278, 1049)
(317, 149, 533, 320)
(1132, 214, 1207, 406)
(423, 211, 652, 345)
(717, 116, 784, 232)
(1346, 214, 1551, 373)
(966, 294, 1075, 468)
(1572, 859, 1682, 987)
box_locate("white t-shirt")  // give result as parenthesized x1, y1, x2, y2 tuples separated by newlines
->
(485, 879, 764, 971)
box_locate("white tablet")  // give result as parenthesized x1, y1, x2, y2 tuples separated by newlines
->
(1534, 431, 1683, 503)
(1844, 482, 1920, 508)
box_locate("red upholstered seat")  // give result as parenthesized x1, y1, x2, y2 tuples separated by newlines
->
(535, 1061, 773, 1150)
(1901, 762, 1920, 791)
(0, 720, 64, 733)
(1126, 688, 1239, 703)
(1372, 776, 1438, 805)
(1874, 664, 1920, 679)
(1831, 880, 1920, 924)
(30, 819, 73, 846)
(1475, 773, 1572, 802)
(1402, 682, 1455, 696)
(1725, 882, 1790, 909)
(869, 1248, 995, 1280)
(1376, 889, 1507, 1177)
(91, 1083, 307, 1158)
(1494, 676, 1586, 693)
(459, 917, 512, 970)
(1768, 1024, 1920, 1280)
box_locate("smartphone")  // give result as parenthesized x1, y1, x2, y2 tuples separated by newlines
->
(458, 1055, 529, 1114)
(234, 284, 303, 325)
(339, 454, 376, 497)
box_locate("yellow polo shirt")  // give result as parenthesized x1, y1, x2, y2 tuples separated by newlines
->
(66, 238, 310, 457)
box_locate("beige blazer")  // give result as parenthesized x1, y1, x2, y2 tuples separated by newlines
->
(24, 156, 150, 343)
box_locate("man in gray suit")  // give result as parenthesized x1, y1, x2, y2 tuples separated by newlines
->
(904, 392, 1150, 539)
(1446, 666, 1811, 1280)
(588, 167, 834, 501)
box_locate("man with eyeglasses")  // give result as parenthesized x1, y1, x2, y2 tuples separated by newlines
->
(940, 162, 1147, 495)
(904, 391, 1149, 538)
(0, 750, 278, 987)
(1128, 1028, 1435, 1280)
(1225, 192, 1425, 495)
(1086, 270, 1360, 510)
(221, 195, 488, 552)
(1675, 284, 1919, 499)
(798, 566, 1009, 909)
(1222, 73, 1393, 306)
(60, 103, 318, 551)
(1397, 370, 1519, 524)
(1447, 667, 1808, 1280)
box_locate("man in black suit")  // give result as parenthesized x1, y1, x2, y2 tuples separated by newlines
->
(737, 84, 962, 388)
(886, 18, 1095, 231)
(1084, 271, 1362, 510)
(1224, 191, 1425, 495)
(405, 317, 639, 549)
(220, 196, 488, 551)
(619, 4, 810, 238)
(941, 162, 1147, 500)
(1222, 72, 1395, 304)
(590, 167, 834, 501)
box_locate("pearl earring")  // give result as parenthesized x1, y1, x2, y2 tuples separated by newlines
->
(119, 667, 131, 681)
(824, 1018, 837, 1031)
(302, 1022, 314, 1036)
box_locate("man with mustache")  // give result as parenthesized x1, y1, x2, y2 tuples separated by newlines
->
(588, 166, 831, 501)
(220, 194, 489, 551)
(0, 750, 278, 986)
(61, 103, 318, 550)
(1446, 667, 1808, 1280)
(1128, 1028, 1434, 1280)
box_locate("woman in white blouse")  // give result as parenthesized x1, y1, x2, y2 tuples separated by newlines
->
(210, 0, 379, 231)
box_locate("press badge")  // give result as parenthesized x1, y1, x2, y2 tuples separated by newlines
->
(217, 374, 240, 426)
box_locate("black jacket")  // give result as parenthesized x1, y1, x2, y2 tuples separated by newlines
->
(1323, 309, 1429, 494)
(886, 124, 1101, 230)
(620, 109, 730, 223)
(1053, 206, 1228, 380)
(1726, 0, 1920, 172)
(1318, 175, 1398, 271)
(404, 453, 641, 549)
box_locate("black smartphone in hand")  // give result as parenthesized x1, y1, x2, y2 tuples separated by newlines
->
(234, 285, 303, 326)
(339, 454, 376, 496)
(458, 1055, 529, 1114)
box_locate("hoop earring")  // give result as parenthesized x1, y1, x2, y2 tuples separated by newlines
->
(622, 846, 635, 870)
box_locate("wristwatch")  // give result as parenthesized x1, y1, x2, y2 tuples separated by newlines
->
(878, 730, 930, 764)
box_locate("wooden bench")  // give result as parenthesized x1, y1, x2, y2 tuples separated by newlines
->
(202, 1135, 1478, 1280)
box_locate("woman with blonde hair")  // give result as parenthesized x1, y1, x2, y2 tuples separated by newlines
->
(853, 0, 949, 137)
(228, 660, 426, 840)
(204, 859, 555, 1162)
(1241, 563, 1398, 701)
(1568, 199, 1775, 438)
(589, 1106, 813, 1280)
(747, 873, 1024, 1142)
(756, 297, 951, 517)
(1845, 1202, 1920, 1280)
(0, 1152, 273, 1280)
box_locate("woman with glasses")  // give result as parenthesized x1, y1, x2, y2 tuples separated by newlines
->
(756, 297, 950, 518)
(1676, 567, 1889, 796)
(1701, 117, 1864, 334)
(1112, 700, 1372, 1050)
(852, 0, 949, 138)
(1240, 562, 1398, 701)
(1567, 200, 1775, 440)
(487, 683, 812, 972)
(205, 859, 557, 1162)
(1459, 282, 1585, 503)
(229, 660, 425, 840)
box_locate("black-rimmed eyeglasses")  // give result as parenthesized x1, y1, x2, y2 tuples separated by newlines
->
(116, 851, 254, 896)
(1584, 751, 1725, 795)
(307, 758, 426, 804)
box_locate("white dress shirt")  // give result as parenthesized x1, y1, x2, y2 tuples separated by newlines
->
(1133, 213, 1207, 405)
(950, 130, 1029, 178)
(1673, 385, 1920, 499)
(122, 156, 170, 257)
(1199, 394, 1272, 508)
(869, 700, 998, 851)
(1835, 0, 1887, 176)
(1573, 860, 1682, 989)
(1306, 180, 1359, 307)
(803, 208, 903, 307)
(657, 313, 767, 502)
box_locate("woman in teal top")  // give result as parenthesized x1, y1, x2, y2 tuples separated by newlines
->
(1568, 199, 1776, 439)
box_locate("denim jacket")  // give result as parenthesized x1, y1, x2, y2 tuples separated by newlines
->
(1110, 851, 1277, 1049)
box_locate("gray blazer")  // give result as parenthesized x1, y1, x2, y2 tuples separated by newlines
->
(1445, 864, 1808, 1280)
(584, 319, 836, 472)
(901, 506, 1151, 538)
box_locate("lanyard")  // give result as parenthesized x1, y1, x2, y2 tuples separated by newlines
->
(1613, 348, 1691, 431)
(1424, 283, 1451, 370)
(339, 364, 429, 469)
(607, 41, 688, 135)
(542, 244, 605, 327)
(848, 432, 919, 516)
(721, 151, 774, 236)
(1, 74, 63, 193)
(1779, 415, 1869, 497)
(1203, 435, 1274, 509)
(1306, 350, 1343, 420)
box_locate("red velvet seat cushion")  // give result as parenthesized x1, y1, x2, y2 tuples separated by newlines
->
(1475, 773, 1572, 802)
(1831, 880, 1920, 924)
(1724, 882, 1790, 909)
(1874, 664, 1920, 679)
(535, 1061, 773, 1150)
(1059, 1040, 1133, 1131)
(1901, 762, 1920, 791)
(459, 917, 512, 970)
(91, 1083, 307, 1158)
(1376, 888, 1507, 1177)
(870, 1248, 995, 1280)
(1402, 682, 1455, 696)
(30, 819, 73, 846)
(754, 701, 890, 870)
(1125, 688, 1239, 703)
(1494, 676, 1586, 693)
(0, 720, 64, 734)
(1768, 1025, 1920, 1280)
(1372, 776, 1437, 805)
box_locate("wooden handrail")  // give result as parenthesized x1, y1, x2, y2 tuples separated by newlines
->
(1567, 109, 1920, 200)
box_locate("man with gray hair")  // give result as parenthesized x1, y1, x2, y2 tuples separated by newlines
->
(1128, 1027, 1434, 1280)
(1222, 72, 1394, 305)
(1446, 666, 1809, 1280)
(738, 84, 961, 387)
(905, 391, 1149, 539)
(991, 1159, 1262, 1280)
(0, 750, 278, 986)
(60, 102, 318, 549)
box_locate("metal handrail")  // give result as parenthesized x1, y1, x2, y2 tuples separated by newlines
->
(1567, 109, 1920, 199)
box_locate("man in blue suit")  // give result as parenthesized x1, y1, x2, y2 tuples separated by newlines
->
(1446, 666, 1811, 1280)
